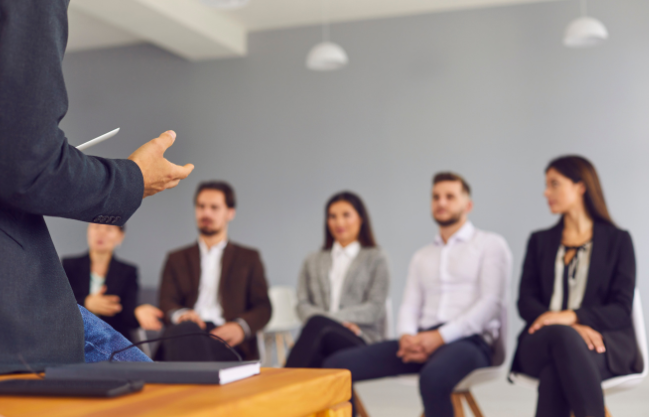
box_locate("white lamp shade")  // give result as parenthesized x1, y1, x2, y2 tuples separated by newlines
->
(306, 42, 349, 71)
(200, 0, 250, 9)
(564, 16, 609, 48)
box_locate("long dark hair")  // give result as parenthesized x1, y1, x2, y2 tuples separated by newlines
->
(323, 191, 377, 250)
(546, 155, 614, 225)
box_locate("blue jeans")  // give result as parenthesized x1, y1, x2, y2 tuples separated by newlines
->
(323, 335, 491, 417)
(78, 305, 151, 363)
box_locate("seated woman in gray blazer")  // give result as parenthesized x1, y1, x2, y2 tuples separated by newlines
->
(286, 191, 390, 368)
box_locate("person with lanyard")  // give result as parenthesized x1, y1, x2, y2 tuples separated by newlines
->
(285, 191, 390, 368)
(511, 155, 643, 417)
(0, 0, 194, 372)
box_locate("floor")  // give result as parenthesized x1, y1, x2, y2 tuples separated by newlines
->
(353, 374, 649, 417)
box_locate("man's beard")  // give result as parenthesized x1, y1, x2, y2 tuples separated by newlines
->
(433, 211, 463, 227)
(198, 227, 220, 237)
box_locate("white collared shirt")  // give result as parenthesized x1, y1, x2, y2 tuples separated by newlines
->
(397, 221, 512, 345)
(171, 238, 228, 325)
(329, 241, 361, 313)
(194, 238, 228, 325)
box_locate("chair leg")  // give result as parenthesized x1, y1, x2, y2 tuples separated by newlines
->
(353, 388, 371, 417)
(451, 393, 465, 417)
(462, 391, 484, 417)
(275, 332, 286, 366)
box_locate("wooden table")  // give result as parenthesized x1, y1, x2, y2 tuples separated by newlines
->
(0, 368, 352, 417)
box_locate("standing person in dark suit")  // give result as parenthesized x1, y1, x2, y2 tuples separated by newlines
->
(63, 223, 165, 341)
(0, 0, 194, 373)
(285, 191, 390, 369)
(156, 181, 272, 362)
(511, 156, 643, 417)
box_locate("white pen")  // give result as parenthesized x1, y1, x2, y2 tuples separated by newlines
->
(76, 128, 120, 151)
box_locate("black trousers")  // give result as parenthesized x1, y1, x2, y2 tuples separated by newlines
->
(154, 321, 240, 362)
(518, 325, 614, 417)
(285, 315, 366, 368)
(324, 332, 491, 417)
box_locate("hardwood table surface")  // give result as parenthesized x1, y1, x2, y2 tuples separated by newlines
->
(0, 367, 352, 417)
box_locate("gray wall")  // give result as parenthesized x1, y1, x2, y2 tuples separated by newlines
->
(50, 0, 649, 336)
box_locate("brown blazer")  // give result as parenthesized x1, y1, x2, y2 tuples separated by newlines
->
(159, 241, 272, 360)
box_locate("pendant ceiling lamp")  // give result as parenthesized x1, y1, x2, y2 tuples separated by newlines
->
(200, 0, 250, 9)
(306, 0, 348, 71)
(564, 0, 609, 48)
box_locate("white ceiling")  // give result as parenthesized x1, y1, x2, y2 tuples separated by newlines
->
(67, 0, 565, 57)
(220, 0, 563, 31)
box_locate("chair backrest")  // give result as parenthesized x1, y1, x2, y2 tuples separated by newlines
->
(265, 286, 302, 332)
(491, 302, 508, 368)
(632, 289, 649, 377)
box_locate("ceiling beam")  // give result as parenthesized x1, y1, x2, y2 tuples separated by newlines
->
(70, 0, 247, 61)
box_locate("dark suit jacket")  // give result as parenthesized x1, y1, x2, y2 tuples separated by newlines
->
(0, 1, 143, 373)
(62, 254, 140, 341)
(159, 241, 272, 360)
(513, 221, 643, 376)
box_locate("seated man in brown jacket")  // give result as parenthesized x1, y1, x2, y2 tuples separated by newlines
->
(156, 181, 271, 361)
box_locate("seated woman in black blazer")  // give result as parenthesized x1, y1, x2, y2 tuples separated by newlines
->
(63, 223, 164, 341)
(512, 155, 643, 417)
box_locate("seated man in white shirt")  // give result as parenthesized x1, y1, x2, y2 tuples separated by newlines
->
(155, 181, 272, 361)
(323, 172, 512, 417)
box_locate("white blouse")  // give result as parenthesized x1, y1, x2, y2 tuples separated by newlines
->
(329, 241, 361, 313)
(550, 242, 593, 312)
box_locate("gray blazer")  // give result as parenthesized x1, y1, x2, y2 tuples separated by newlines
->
(296, 247, 390, 344)
(0, 0, 143, 373)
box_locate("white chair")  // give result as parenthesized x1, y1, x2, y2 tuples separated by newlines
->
(509, 289, 648, 417)
(257, 286, 302, 366)
(394, 305, 508, 417)
(355, 301, 507, 417)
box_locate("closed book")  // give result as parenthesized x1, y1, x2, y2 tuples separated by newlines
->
(45, 361, 260, 385)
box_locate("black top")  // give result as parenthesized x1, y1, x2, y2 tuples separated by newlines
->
(63, 254, 140, 341)
(0, 0, 143, 373)
(512, 220, 643, 376)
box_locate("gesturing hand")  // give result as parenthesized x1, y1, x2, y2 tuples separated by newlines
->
(128, 130, 194, 199)
(85, 285, 122, 317)
(528, 310, 578, 334)
(572, 324, 606, 353)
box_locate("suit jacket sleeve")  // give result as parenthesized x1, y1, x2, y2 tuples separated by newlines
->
(0, 0, 143, 224)
(238, 252, 272, 335)
(330, 252, 391, 325)
(159, 255, 185, 322)
(575, 231, 636, 332)
(517, 234, 549, 324)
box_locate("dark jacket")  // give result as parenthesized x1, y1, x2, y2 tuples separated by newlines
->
(0, 1, 143, 373)
(512, 220, 643, 377)
(159, 241, 272, 360)
(62, 254, 140, 341)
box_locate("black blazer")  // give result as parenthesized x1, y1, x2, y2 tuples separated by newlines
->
(512, 220, 643, 377)
(0, 1, 143, 373)
(63, 254, 140, 341)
